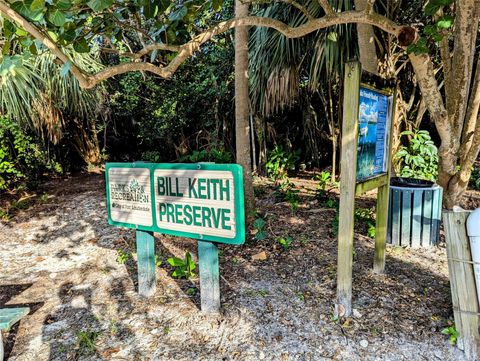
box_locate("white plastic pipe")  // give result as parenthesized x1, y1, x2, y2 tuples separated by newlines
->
(466, 208, 480, 306)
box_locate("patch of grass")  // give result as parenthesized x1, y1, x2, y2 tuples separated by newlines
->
(76, 330, 99, 355)
(186, 288, 197, 296)
(116, 250, 130, 264)
(0, 208, 10, 220)
(163, 326, 172, 335)
(245, 289, 269, 297)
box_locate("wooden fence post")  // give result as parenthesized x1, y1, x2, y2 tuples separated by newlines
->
(336, 61, 361, 317)
(443, 210, 480, 360)
(136, 230, 156, 297)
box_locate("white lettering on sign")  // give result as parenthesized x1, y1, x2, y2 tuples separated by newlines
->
(108, 167, 153, 227)
(154, 169, 236, 239)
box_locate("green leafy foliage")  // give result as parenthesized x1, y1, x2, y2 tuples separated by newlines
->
(167, 252, 196, 279)
(266, 146, 300, 181)
(253, 217, 268, 241)
(394, 130, 438, 182)
(179, 146, 232, 163)
(314, 171, 333, 191)
(108, 37, 234, 162)
(277, 235, 294, 250)
(0, 0, 227, 60)
(407, 0, 455, 54)
(274, 179, 300, 212)
(469, 167, 480, 191)
(355, 207, 376, 238)
(116, 249, 130, 264)
(154, 254, 162, 267)
(441, 326, 459, 345)
(0, 117, 61, 191)
(314, 171, 338, 207)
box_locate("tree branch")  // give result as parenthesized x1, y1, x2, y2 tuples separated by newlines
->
(317, 0, 334, 17)
(282, 0, 314, 20)
(461, 58, 480, 164)
(0, 0, 92, 88)
(0, 0, 410, 89)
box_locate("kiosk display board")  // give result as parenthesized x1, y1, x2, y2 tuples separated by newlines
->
(356, 86, 392, 182)
(106, 163, 245, 245)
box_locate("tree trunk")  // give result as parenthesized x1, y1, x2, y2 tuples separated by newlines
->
(408, 0, 480, 209)
(354, 0, 378, 74)
(235, 0, 255, 221)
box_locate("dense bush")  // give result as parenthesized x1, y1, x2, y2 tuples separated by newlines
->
(106, 37, 235, 163)
(470, 167, 480, 191)
(0, 118, 61, 191)
(265, 146, 300, 181)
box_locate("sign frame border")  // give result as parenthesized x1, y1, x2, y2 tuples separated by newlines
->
(355, 82, 394, 184)
(106, 162, 246, 245)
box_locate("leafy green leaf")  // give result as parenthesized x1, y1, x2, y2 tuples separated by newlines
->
(167, 257, 184, 267)
(437, 15, 454, 29)
(56, 0, 72, 10)
(47, 9, 66, 26)
(73, 38, 90, 53)
(10, 1, 43, 21)
(3, 20, 16, 38)
(168, 5, 188, 21)
(87, 0, 113, 12)
(212, 0, 222, 11)
(30, 0, 45, 11)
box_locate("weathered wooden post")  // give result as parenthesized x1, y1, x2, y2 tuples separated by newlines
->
(443, 209, 480, 360)
(336, 61, 395, 316)
(198, 240, 220, 312)
(136, 230, 156, 297)
(336, 61, 361, 317)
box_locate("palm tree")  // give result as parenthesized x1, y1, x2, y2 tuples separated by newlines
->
(249, 0, 358, 179)
(0, 42, 105, 164)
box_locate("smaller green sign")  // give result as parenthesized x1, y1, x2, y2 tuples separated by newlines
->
(105, 163, 245, 245)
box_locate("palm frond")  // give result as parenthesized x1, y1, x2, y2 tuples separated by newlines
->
(249, 0, 358, 116)
(0, 44, 104, 144)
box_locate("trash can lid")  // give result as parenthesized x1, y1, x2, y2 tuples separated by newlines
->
(467, 208, 480, 237)
(390, 177, 434, 188)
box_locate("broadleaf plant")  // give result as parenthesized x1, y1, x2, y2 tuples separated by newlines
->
(394, 130, 438, 182)
(168, 252, 196, 279)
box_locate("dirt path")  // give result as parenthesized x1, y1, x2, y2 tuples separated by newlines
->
(0, 174, 466, 360)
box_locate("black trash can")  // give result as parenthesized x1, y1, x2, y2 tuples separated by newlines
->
(387, 177, 443, 247)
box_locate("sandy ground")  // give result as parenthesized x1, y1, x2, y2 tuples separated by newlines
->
(0, 174, 469, 360)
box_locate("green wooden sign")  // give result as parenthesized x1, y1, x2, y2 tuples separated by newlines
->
(105, 162, 246, 245)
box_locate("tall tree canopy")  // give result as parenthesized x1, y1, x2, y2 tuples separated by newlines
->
(0, 0, 479, 208)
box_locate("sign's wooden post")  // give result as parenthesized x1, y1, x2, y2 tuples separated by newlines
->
(373, 184, 389, 273)
(136, 229, 156, 297)
(198, 240, 220, 312)
(336, 61, 361, 317)
(336, 61, 395, 316)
